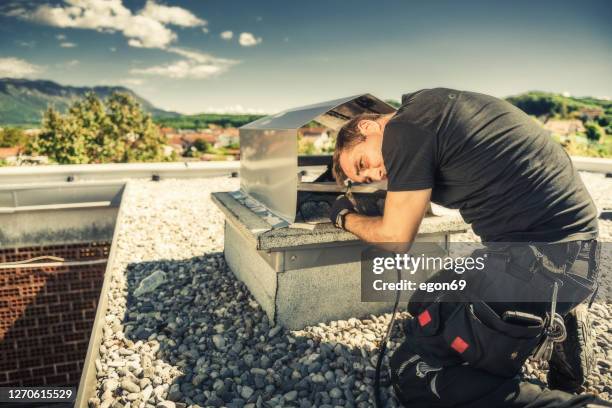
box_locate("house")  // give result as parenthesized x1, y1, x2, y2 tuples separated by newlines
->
(579, 107, 604, 121)
(0, 148, 49, 165)
(161, 126, 240, 155)
(0, 147, 21, 160)
(299, 127, 328, 140)
(543, 119, 586, 136)
(298, 127, 334, 152)
(182, 132, 217, 144)
(215, 128, 239, 148)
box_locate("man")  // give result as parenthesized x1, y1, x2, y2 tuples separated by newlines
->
(329, 89, 609, 407)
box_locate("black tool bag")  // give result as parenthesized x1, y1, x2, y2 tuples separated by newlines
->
(404, 292, 545, 378)
(403, 240, 599, 378)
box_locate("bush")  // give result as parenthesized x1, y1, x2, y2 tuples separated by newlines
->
(192, 139, 210, 153)
(0, 127, 27, 147)
(29, 92, 172, 164)
(584, 121, 605, 143)
(557, 134, 611, 158)
(597, 115, 610, 128)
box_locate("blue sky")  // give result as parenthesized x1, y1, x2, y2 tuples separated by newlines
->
(0, 0, 611, 114)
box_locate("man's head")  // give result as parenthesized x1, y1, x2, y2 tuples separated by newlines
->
(332, 113, 392, 185)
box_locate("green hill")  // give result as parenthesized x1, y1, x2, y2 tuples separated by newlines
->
(154, 112, 265, 129)
(0, 78, 177, 126)
(505, 91, 611, 121)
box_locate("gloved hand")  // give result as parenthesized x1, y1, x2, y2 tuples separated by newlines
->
(329, 195, 356, 229)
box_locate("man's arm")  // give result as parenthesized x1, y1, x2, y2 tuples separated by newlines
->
(344, 189, 432, 246)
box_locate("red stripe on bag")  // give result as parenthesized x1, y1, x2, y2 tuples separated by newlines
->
(418, 310, 432, 327)
(451, 336, 469, 354)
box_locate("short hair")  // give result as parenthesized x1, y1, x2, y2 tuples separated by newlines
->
(332, 113, 383, 185)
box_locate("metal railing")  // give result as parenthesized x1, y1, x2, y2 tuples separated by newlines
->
(0, 161, 240, 185)
(0, 156, 609, 187)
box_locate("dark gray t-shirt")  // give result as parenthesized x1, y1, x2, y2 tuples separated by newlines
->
(382, 88, 598, 243)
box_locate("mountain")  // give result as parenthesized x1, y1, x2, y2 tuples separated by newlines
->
(505, 91, 611, 119)
(0, 78, 178, 126)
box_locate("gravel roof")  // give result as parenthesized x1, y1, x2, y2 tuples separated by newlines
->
(90, 173, 611, 408)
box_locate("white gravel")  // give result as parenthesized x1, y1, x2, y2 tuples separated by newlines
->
(89, 173, 611, 408)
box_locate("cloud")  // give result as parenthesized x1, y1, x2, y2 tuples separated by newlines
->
(16, 40, 36, 48)
(166, 47, 228, 63)
(55, 59, 80, 69)
(110, 47, 117, 52)
(5, 1, 238, 81)
(1, 4, 27, 17)
(118, 78, 145, 86)
(239, 32, 262, 47)
(141, 1, 206, 27)
(0, 57, 44, 78)
(130, 49, 239, 79)
(220, 30, 233, 40)
(15, 0, 206, 49)
(60, 41, 77, 48)
(202, 27, 209, 34)
(205, 104, 267, 115)
(131, 61, 220, 79)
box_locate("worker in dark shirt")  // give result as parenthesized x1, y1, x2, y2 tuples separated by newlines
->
(329, 89, 608, 407)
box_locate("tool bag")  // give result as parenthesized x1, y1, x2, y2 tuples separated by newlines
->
(404, 292, 545, 378)
(402, 241, 599, 378)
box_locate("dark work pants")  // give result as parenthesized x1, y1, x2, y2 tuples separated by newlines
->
(390, 341, 611, 408)
(391, 240, 610, 408)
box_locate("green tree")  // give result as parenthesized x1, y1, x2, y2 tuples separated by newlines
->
(385, 99, 401, 108)
(29, 107, 90, 163)
(0, 127, 27, 147)
(30, 92, 172, 164)
(597, 115, 609, 128)
(106, 92, 169, 162)
(584, 121, 605, 143)
(192, 139, 210, 152)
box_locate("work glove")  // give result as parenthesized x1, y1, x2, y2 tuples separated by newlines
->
(329, 195, 356, 230)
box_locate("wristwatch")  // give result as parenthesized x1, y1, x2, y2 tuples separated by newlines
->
(335, 208, 352, 230)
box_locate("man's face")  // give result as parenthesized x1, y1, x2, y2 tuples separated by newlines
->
(338, 119, 387, 184)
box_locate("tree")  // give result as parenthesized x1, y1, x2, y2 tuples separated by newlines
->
(584, 121, 605, 143)
(29, 107, 90, 164)
(385, 99, 401, 108)
(0, 127, 27, 147)
(184, 139, 210, 158)
(29, 92, 172, 164)
(192, 139, 210, 152)
(105, 92, 169, 162)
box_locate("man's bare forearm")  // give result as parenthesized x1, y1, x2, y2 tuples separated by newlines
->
(344, 213, 416, 253)
(341, 189, 430, 250)
(343, 214, 385, 241)
(344, 213, 417, 243)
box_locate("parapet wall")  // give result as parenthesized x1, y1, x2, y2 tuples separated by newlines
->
(0, 242, 110, 387)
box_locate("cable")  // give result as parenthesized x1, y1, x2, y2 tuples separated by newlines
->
(375, 265, 402, 408)
(0, 258, 108, 270)
(0, 255, 64, 266)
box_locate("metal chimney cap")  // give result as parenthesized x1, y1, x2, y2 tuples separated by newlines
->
(241, 93, 396, 131)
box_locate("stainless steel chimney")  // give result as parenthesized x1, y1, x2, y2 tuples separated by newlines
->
(239, 94, 396, 223)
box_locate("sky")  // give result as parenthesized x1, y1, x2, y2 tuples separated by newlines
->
(0, 0, 611, 115)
